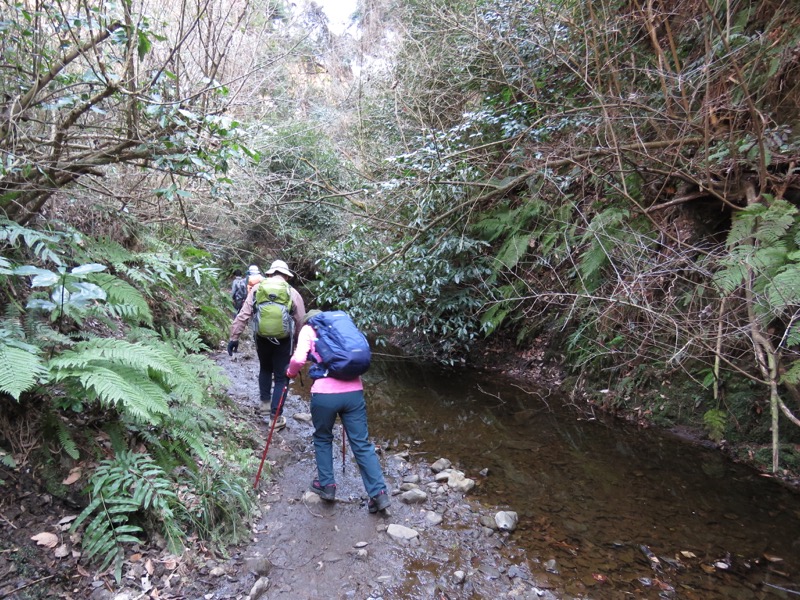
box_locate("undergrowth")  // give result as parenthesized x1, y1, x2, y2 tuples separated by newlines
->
(0, 218, 255, 581)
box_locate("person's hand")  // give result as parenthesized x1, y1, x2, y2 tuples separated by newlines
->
(227, 340, 238, 356)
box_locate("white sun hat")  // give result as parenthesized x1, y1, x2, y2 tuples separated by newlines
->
(265, 260, 293, 278)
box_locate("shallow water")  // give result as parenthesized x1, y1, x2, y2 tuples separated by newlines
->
(365, 356, 800, 599)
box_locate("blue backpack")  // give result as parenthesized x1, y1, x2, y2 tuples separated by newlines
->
(308, 311, 371, 380)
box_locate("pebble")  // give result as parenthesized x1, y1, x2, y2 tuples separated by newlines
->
(302, 491, 323, 505)
(495, 511, 518, 532)
(424, 510, 443, 525)
(248, 576, 270, 600)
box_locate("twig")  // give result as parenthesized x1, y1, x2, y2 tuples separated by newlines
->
(763, 583, 800, 596)
(301, 499, 325, 518)
(0, 512, 17, 529)
(0, 575, 55, 598)
(476, 384, 504, 404)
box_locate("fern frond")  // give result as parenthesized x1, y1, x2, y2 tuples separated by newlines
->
(86, 273, 153, 326)
(72, 451, 180, 582)
(703, 408, 727, 443)
(753, 200, 797, 245)
(0, 219, 65, 265)
(158, 326, 208, 354)
(55, 364, 170, 423)
(495, 233, 531, 270)
(725, 205, 761, 247)
(766, 264, 800, 313)
(0, 343, 47, 400)
(49, 338, 179, 375)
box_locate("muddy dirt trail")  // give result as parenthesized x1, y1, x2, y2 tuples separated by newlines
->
(0, 337, 546, 600)
(215, 337, 546, 600)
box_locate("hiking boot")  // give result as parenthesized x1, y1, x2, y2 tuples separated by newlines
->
(310, 480, 336, 501)
(268, 415, 286, 431)
(368, 490, 391, 513)
(257, 402, 270, 415)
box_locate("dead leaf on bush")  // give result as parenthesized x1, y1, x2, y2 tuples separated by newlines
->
(31, 532, 58, 548)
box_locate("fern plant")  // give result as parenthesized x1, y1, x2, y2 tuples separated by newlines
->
(181, 463, 254, 544)
(0, 309, 48, 400)
(71, 451, 180, 582)
(0, 218, 67, 266)
(47, 338, 196, 422)
(703, 408, 728, 443)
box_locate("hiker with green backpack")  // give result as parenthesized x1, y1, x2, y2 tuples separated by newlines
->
(227, 260, 306, 430)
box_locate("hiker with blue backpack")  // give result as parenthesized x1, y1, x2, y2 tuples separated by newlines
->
(227, 260, 306, 431)
(285, 309, 391, 513)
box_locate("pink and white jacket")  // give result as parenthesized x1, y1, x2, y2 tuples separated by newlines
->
(287, 324, 363, 394)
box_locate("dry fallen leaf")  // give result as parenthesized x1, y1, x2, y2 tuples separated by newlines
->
(145, 559, 155, 576)
(763, 553, 783, 563)
(130, 553, 142, 562)
(700, 564, 716, 574)
(31, 532, 59, 548)
(680, 550, 697, 559)
(54, 544, 70, 558)
(164, 558, 178, 570)
(62, 469, 82, 486)
(58, 515, 77, 526)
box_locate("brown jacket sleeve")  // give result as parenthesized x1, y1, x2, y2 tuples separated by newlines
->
(290, 287, 306, 338)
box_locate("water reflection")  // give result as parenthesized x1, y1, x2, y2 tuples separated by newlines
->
(366, 356, 800, 599)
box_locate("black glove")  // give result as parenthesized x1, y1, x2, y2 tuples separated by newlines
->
(227, 340, 238, 356)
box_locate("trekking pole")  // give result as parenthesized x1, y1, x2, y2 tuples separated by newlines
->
(342, 425, 346, 474)
(253, 384, 289, 489)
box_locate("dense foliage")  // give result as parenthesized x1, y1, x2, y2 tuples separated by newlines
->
(294, 0, 800, 470)
(0, 218, 251, 579)
(4, 3, 800, 582)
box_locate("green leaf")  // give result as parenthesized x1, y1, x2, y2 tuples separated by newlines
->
(0, 344, 47, 399)
(137, 30, 151, 60)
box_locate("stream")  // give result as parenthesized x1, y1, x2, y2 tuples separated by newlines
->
(365, 355, 800, 599)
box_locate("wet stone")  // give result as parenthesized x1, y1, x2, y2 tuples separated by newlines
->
(431, 458, 452, 472)
(424, 510, 443, 525)
(495, 511, 519, 532)
(386, 523, 420, 543)
(478, 563, 501, 579)
(400, 488, 428, 504)
(399, 482, 419, 491)
(507, 564, 527, 579)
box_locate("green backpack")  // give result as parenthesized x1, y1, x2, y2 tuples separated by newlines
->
(251, 279, 294, 339)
